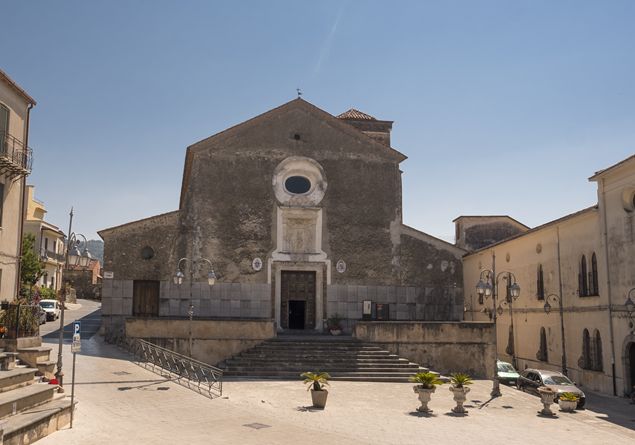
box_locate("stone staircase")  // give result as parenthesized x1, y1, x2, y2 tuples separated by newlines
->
(221, 335, 432, 382)
(0, 338, 73, 444)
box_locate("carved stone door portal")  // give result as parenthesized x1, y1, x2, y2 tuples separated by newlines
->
(280, 271, 316, 330)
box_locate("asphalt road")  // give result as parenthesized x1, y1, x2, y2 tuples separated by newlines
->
(41, 299, 102, 342)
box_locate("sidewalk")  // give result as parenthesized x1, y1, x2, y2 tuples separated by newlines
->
(36, 336, 635, 445)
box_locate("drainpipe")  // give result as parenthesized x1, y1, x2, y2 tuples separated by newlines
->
(600, 178, 618, 396)
(556, 227, 568, 375)
(14, 102, 34, 300)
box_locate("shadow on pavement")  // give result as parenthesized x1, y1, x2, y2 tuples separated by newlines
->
(42, 307, 101, 342)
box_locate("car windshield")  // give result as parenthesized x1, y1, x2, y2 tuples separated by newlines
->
(40, 302, 55, 309)
(543, 375, 572, 385)
(497, 363, 516, 373)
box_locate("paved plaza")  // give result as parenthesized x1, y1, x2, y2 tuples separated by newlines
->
(32, 306, 635, 445)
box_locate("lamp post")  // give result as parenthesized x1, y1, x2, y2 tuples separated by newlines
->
(476, 269, 521, 398)
(56, 208, 90, 391)
(173, 257, 216, 357)
(625, 289, 635, 332)
(543, 293, 568, 375)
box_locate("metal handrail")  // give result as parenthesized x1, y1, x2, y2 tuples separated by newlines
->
(0, 130, 33, 173)
(119, 337, 223, 398)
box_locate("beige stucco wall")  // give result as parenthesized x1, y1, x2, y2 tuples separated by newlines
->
(125, 318, 276, 366)
(463, 157, 635, 396)
(353, 321, 495, 377)
(0, 78, 31, 302)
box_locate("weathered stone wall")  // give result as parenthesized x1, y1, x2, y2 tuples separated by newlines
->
(353, 321, 496, 377)
(328, 285, 463, 332)
(100, 211, 180, 281)
(125, 318, 276, 365)
(179, 104, 404, 285)
(464, 222, 525, 251)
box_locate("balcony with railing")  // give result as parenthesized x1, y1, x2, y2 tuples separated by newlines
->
(0, 130, 33, 178)
(40, 249, 66, 264)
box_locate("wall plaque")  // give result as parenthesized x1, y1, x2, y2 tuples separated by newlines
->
(252, 258, 263, 271)
(336, 259, 346, 273)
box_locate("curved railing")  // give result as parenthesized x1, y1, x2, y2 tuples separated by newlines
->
(119, 337, 223, 399)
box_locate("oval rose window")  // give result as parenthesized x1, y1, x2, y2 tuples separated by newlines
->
(285, 176, 311, 194)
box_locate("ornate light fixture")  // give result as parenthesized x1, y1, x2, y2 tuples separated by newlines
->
(173, 256, 216, 357)
(475, 269, 521, 398)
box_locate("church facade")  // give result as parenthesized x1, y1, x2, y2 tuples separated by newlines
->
(99, 99, 465, 341)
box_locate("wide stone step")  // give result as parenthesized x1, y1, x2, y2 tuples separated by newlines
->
(17, 347, 53, 366)
(225, 366, 425, 373)
(224, 370, 421, 378)
(0, 383, 57, 420)
(3, 398, 73, 445)
(226, 356, 411, 363)
(0, 368, 37, 393)
(238, 351, 399, 360)
(224, 360, 418, 368)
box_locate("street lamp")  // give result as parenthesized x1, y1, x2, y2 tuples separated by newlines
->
(173, 257, 216, 357)
(543, 293, 568, 375)
(475, 269, 521, 398)
(625, 288, 635, 331)
(55, 208, 89, 391)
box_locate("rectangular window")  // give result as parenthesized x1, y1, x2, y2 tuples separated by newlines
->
(44, 237, 49, 252)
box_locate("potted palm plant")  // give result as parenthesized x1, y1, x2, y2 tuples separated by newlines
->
(557, 392, 579, 413)
(326, 314, 343, 335)
(409, 372, 444, 413)
(301, 371, 331, 409)
(449, 373, 473, 414)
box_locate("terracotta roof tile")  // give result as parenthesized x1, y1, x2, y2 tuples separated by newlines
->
(336, 109, 376, 121)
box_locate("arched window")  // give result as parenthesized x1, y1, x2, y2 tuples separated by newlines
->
(581, 328, 591, 369)
(579, 255, 588, 297)
(593, 329, 603, 371)
(590, 253, 599, 295)
(537, 327, 548, 362)
(536, 264, 545, 300)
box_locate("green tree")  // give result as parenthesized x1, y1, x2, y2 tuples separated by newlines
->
(19, 234, 44, 300)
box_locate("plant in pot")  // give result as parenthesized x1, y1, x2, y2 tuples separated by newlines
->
(557, 392, 579, 413)
(301, 371, 331, 409)
(449, 373, 473, 414)
(409, 372, 444, 413)
(537, 386, 556, 416)
(326, 314, 343, 335)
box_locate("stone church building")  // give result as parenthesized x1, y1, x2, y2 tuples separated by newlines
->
(99, 99, 466, 351)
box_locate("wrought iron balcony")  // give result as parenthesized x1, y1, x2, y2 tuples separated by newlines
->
(0, 130, 33, 178)
(41, 249, 66, 263)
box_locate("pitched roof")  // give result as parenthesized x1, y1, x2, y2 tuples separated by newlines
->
(337, 109, 376, 121)
(179, 98, 406, 208)
(0, 68, 36, 105)
(452, 215, 530, 229)
(463, 205, 598, 257)
(589, 154, 635, 181)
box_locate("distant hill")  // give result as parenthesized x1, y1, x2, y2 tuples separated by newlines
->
(86, 239, 104, 264)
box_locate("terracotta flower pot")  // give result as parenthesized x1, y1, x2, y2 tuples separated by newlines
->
(311, 389, 328, 409)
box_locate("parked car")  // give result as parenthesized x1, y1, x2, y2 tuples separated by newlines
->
(517, 368, 585, 409)
(39, 299, 60, 321)
(497, 360, 520, 386)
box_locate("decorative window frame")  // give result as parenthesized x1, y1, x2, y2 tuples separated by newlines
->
(272, 157, 327, 207)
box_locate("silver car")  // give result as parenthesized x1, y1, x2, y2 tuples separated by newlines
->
(517, 368, 585, 409)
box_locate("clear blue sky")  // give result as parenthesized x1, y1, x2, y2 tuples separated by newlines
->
(2, 0, 634, 241)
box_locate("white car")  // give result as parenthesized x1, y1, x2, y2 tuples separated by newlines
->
(39, 299, 61, 321)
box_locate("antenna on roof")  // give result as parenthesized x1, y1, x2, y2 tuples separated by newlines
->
(296, 88, 302, 98)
